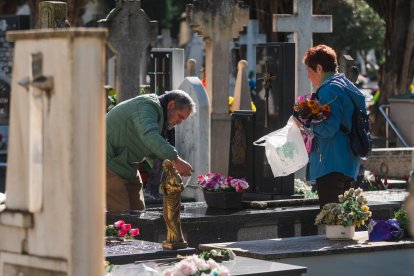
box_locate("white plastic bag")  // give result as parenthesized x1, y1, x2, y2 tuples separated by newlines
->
(253, 116, 308, 177)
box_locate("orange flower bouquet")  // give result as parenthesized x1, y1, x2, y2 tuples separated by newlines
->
(293, 94, 331, 154)
(293, 94, 330, 126)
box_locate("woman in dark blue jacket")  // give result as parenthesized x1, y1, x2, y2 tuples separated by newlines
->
(300, 45, 366, 209)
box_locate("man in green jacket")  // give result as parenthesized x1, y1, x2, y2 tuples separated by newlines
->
(106, 90, 195, 212)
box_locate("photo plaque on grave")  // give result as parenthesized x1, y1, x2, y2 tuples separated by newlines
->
(253, 43, 295, 197)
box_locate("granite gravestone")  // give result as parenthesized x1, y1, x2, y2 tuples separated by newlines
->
(253, 43, 295, 197)
(228, 110, 255, 191)
(98, 0, 158, 102)
(105, 239, 195, 265)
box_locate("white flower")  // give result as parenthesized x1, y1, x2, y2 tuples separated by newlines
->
(210, 249, 218, 257)
(227, 249, 236, 260)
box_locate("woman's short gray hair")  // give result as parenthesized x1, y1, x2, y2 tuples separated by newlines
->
(165, 89, 196, 114)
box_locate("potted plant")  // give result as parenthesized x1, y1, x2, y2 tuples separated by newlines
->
(315, 188, 372, 239)
(197, 173, 249, 209)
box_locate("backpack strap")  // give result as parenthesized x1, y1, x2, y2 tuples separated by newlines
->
(339, 88, 358, 134)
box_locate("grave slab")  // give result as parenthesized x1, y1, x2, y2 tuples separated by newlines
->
(105, 240, 196, 265)
(108, 256, 306, 275)
(199, 231, 414, 276)
(107, 191, 406, 248)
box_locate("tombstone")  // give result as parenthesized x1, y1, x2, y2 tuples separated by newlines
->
(238, 20, 266, 77)
(184, 33, 205, 77)
(149, 48, 185, 95)
(273, 0, 332, 97)
(175, 77, 210, 201)
(105, 240, 196, 265)
(38, 1, 70, 28)
(98, 0, 158, 102)
(232, 60, 252, 111)
(228, 110, 255, 191)
(0, 28, 107, 275)
(253, 43, 296, 196)
(187, 0, 249, 175)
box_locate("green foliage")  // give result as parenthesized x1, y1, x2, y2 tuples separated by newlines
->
(105, 225, 118, 237)
(315, 188, 372, 227)
(106, 87, 117, 112)
(199, 248, 235, 262)
(314, 0, 385, 52)
(394, 208, 409, 231)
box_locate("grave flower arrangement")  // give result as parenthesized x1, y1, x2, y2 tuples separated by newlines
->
(293, 93, 331, 126)
(293, 94, 332, 154)
(197, 173, 249, 193)
(105, 220, 140, 239)
(162, 254, 230, 276)
(315, 188, 372, 227)
(199, 248, 236, 262)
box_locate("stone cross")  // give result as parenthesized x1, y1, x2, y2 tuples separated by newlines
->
(99, 0, 158, 102)
(273, 0, 332, 97)
(238, 20, 266, 76)
(38, 1, 70, 28)
(233, 60, 251, 111)
(186, 0, 249, 174)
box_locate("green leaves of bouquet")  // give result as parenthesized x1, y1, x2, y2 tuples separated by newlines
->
(315, 188, 372, 227)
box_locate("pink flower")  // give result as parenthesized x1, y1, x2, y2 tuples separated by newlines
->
(118, 228, 128, 237)
(113, 220, 125, 228)
(129, 228, 140, 237)
(122, 223, 131, 231)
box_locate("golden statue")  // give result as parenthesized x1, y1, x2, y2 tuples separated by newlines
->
(160, 159, 188, 250)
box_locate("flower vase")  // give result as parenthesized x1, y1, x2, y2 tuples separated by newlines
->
(202, 190, 243, 209)
(325, 225, 355, 240)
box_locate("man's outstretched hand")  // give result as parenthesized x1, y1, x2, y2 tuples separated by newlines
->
(171, 156, 193, 177)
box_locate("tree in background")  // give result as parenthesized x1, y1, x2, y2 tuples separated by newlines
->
(364, 0, 414, 137)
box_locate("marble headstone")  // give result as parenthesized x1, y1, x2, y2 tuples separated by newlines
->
(175, 77, 210, 201)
